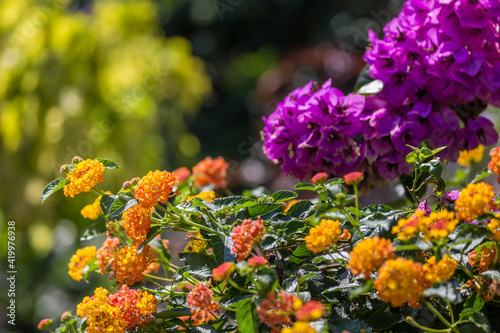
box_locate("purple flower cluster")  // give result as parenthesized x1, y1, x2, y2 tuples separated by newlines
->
(262, 0, 499, 185)
(365, 0, 499, 152)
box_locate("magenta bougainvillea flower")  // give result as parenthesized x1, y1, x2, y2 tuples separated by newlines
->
(262, 0, 499, 186)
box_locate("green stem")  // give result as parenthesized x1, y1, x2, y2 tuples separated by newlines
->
(405, 316, 453, 333)
(459, 263, 476, 280)
(143, 273, 173, 282)
(340, 207, 364, 240)
(445, 299, 455, 324)
(422, 299, 459, 333)
(220, 305, 237, 312)
(92, 185, 107, 196)
(354, 184, 360, 226)
(493, 241, 500, 267)
(228, 279, 257, 294)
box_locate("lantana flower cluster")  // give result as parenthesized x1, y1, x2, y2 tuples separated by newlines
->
(76, 285, 157, 333)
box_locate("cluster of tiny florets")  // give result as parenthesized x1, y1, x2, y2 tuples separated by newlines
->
(422, 255, 458, 286)
(122, 205, 154, 245)
(374, 258, 424, 308)
(134, 170, 178, 208)
(95, 237, 121, 275)
(68, 246, 96, 281)
(468, 242, 497, 273)
(192, 156, 229, 188)
(256, 291, 303, 333)
(111, 245, 157, 285)
(458, 145, 484, 167)
(393, 210, 458, 242)
(231, 217, 266, 262)
(186, 190, 216, 202)
(80, 196, 103, 220)
(455, 182, 497, 221)
(63, 159, 105, 198)
(347, 236, 394, 280)
(186, 281, 220, 323)
(76, 285, 157, 333)
(305, 219, 342, 254)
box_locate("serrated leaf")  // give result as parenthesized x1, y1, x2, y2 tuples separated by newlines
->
(290, 245, 312, 264)
(235, 298, 259, 333)
(80, 220, 108, 241)
(154, 308, 192, 319)
(270, 190, 298, 203)
(186, 325, 217, 333)
(471, 167, 493, 184)
(349, 280, 373, 300)
(366, 307, 402, 330)
(173, 265, 212, 281)
(294, 182, 316, 191)
(100, 194, 137, 220)
(253, 267, 278, 296)
(96, 158, 120, 169)
(139, 226, 167, 252)
(423, 282, 462, 303)
(464, 293, 485, 312)
(82, 258, 100, 280)
(208, 196, 256, 213)
(286, 200, 314, 218)
(357, 79, 383, 95)
(210, 235, 236, 266)
(247, 203, 282, 218)
(179, 252, 217, 269)
(41, 178, 68, 203)
(329, 318, 372, 333)
(325, 178, 345, 186)
(450, 224, 488, 253)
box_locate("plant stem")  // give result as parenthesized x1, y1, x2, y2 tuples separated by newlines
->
(220, 305, 237, 312)
(228, 279, 257, 294)
(422, 299, 459, 333)
(143, 273, 173, 282)
(340, 207, 364, 240)
(354, 184, 360, 226)
(405, 316, 454, 333)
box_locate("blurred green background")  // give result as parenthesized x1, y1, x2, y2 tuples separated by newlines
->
(0, 0, 397, 331)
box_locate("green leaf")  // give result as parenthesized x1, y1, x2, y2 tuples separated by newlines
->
(464, 293, 485, 312)
(270, 190, 298, 203)
(286, 200, 314, 218)
(349, 280, 373, 300)
(471, 167, 493, 184)
(186, 325, 217, 332)
(290, 244, 312, 264)
(173, 265, 212, 281)
(356, 79, 383, 96)
(82, 258, 100, 280)
(406, 152, 419, 164)
(100, 194, 137, 220)
(210, 235, 236, 266)
(208, 196, 256, 213)
(253, 267, 278, 296)
(432, 146, 447, 155)
(235, 299, 259, 333)
(154, 308, 192, 319)
(96, 158, 120, 169)
(179, 252, 217, 269)
(41, 177, 68, 203)
(366, 307, 402, 330)
(353, 64, 374, 92)
(81, 220, 108, 241)
(423, 282, 462, 303)
(429, 160, 443, 178)
(247, 203, 283, 218)
(139, 226, 167, 252)
(325, 178, 345, 186)
(420, 147, 433, 158)
(459, 309, 491, 333)
(294, 182, 316, 191)
(329, 318, 372, 333)
(450, 224, 488, 253)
